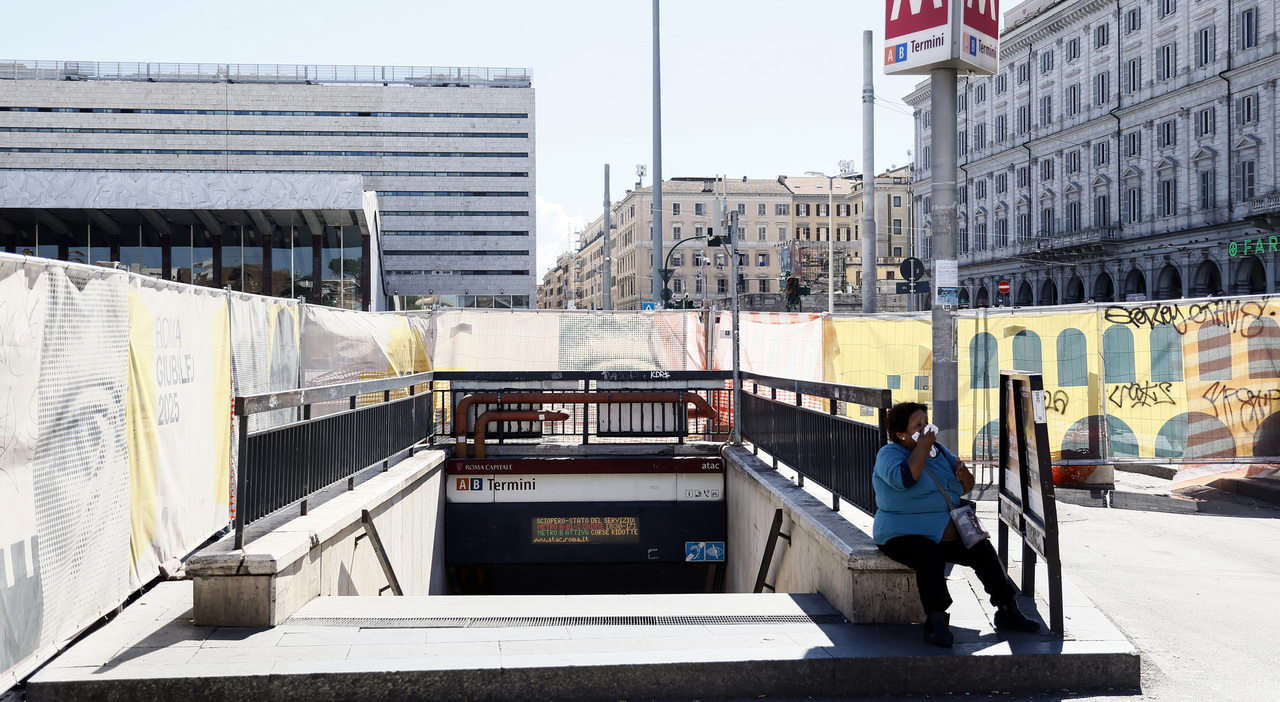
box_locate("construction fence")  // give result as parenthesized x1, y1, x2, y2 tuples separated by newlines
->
(3, 251, 1277, 689)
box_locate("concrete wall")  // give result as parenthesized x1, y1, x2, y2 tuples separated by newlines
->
(723, 445, 920, 624)
(186, 450, 447, 627)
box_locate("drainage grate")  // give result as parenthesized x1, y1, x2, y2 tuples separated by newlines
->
(287, 613, 847, 629)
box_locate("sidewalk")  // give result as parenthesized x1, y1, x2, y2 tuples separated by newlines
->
(27, 559, 1137, 701)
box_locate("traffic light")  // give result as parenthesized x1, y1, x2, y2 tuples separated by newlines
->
(785, 276, 801, 312)
(737, 273, 746, 293)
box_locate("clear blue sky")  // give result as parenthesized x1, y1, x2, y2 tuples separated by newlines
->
(4, 0, 944, 275)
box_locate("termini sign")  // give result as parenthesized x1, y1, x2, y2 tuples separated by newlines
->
(885, 0, 1000, 76)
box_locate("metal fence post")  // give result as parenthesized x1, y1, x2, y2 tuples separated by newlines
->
(233, 397, 249, 550)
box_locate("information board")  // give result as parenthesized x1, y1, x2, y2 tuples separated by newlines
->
(997, 370, 1064, 634)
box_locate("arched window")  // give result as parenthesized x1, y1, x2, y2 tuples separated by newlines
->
(1012, 330, 1043, 375)
(1150, 323, 1183, 382)
(1248, 317, 1280, 378)
(1057, 329, 1088, 387)
(1197, 323, 1232, 380)
(1103, 325, 1136, 384)
(970, 332, 998, 389)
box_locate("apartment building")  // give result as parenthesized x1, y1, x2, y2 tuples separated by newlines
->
(906, 0, 1277, 306)
(537, 251, 573, 309)
(572, 217, 610, 310)
(0, 60, 535, 310)
(610, 177, 794, 310)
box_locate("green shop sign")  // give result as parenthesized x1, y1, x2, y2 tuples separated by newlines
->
(1228, 236, 1279, 257)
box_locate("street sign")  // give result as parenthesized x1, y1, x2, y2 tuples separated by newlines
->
(884, 0, 1001, 76)
(660, 268, 674, 284)
(884, 0, 952, 75)
(961, 0, 1000, 75)
(998, 280, 1011, 294)
(900, 257, 926, 281)
(641, 302, 656, 311)
(896, 282, 930, 295)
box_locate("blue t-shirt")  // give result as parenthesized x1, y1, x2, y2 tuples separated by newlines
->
(871, 441, 964, 545)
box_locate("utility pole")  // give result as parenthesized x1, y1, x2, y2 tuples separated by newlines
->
(728, 209, 742, 446)
(931, 67, 959, 451)
(603, 164, 612, 310)
(861, 30, 878, 313)
(651, 0, 664, 310)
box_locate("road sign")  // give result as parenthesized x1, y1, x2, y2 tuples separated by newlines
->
(998, 280, 1011, 294)
(884, 0, 1001, 76)
(660, 288, 672, 301)
(642, 302, 656, 311)
(900, 257, 926, 281)
(884, 0, 952, 75)
(962, 0, 1000, 75)
(896, 282, 930, 295)
(660, 268, 674, 283)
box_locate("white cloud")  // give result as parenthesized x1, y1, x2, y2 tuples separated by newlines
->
(536, 195, 589, 277)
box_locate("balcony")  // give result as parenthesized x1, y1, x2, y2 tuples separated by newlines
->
(958, 247, 1011, 265)
(1247, 192, 1280, 218)
(1016, 226, 1120, 262)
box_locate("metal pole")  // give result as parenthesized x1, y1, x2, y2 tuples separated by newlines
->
(827, 176, 835, 313)
(603, 164, 613, 310)
(651, 0, 664, 309)
(931, 68, 959, 450)
(730, 210, 742, 446)
(861, 30, 878, 313)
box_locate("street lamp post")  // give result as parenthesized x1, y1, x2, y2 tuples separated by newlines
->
(806, 170, 855, 313)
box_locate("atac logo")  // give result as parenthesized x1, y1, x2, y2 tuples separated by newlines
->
(455, 477, 484, 491)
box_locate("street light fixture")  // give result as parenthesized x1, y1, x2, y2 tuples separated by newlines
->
(805, 168, 856, 314)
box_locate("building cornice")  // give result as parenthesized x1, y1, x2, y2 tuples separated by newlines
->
(1002, 0, 1114, 55)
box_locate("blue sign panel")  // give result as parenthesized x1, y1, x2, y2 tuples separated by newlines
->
(685, 541, 725, 562)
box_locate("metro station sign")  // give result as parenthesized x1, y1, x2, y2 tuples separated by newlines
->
(885, 0, 1000, 76)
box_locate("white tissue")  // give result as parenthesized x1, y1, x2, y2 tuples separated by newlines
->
(912, 424, 940, 457)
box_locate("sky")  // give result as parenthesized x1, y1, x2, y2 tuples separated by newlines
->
(3, 0, 942, 275)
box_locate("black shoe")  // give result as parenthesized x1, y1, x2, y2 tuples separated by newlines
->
(922, 611, 954, 647)
(994, 603, 1041, 632)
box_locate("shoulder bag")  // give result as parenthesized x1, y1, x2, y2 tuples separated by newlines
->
(921, 460, 990, 549)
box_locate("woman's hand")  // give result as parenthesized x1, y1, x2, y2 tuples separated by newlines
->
(955, 460, 975, 493)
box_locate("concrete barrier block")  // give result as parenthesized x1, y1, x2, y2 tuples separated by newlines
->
(722, 446, 918, 625)
(186, 451, 446, 627)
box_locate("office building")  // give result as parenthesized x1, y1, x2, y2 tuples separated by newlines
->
(0, 60, 535, 310)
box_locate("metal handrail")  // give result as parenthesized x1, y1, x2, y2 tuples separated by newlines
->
(741, 371, 892, 410)
(238, 371, 434, 415)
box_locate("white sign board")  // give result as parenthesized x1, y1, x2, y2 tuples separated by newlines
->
(884, 0, 1000, 76)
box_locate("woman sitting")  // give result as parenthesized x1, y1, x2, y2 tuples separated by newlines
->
(872, 401, 1040, 646)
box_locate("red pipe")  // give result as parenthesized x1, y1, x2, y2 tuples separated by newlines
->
(471, 410, 570, 459)
(453, 391, 719, 455)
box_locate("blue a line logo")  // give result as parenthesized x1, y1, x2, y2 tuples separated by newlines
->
(685, 541, 725, 562)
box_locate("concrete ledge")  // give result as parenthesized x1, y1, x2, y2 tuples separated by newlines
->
(722, 445, 919, 624)
(1210, 475, 1280, 506)
(185, 450, 447, 627)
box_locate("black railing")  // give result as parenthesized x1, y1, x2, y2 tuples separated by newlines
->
(232, 370, 735, 547)
(428, 370, 735, 447)
(233, 372, 434, 548)
(739, 372, 892, 515)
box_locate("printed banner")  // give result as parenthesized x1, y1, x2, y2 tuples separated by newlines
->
(0, 260, 133, 692)
(126, 283, 232, 584)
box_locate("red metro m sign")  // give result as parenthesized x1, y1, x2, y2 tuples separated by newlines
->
(885, 0, 1000, 76)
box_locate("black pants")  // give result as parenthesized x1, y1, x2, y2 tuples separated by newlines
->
(878, 535, 1017, 614)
